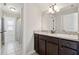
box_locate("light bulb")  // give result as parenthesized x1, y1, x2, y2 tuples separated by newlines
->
(48, 7, 52, 13)
(54, 6, 60, 12)
(51, 11, 55, 14)
(48, 7, 55, 14)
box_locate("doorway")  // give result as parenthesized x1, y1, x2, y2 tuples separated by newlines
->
(0, 3, 23, 55)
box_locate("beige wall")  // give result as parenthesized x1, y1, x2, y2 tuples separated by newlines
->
(23, 3, 41, 54)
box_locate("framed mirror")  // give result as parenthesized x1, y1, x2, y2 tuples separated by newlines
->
(61, 12, 78, 33)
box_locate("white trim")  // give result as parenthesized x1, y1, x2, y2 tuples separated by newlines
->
(26, 50, 35, 55)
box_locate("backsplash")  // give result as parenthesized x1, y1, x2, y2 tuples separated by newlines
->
(41, 12, 63, 33)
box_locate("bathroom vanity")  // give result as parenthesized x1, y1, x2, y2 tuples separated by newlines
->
(34, 32, 79, 55)
(33, 3, 79, 55)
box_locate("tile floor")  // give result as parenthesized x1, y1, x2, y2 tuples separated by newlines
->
(0, 31, 22, 55)
(0, 40, 22, 55)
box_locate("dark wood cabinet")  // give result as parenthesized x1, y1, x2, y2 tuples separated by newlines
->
(59, 39, 79, 55)
(46, 41, 58, 55)
(59, 39, 79, 50)
(39, 39, 46, 55)
(34, 33, 79, 55)
(59, 46, 77, 55)
(34, 34, 39, 53)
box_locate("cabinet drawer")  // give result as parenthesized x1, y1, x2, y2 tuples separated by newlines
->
(59, 39, 79, 50)
(39, 35, 58, 44)
(39, 35, 47, 40)
(59, 46, 78, 55)
(46, 36, 58, 44)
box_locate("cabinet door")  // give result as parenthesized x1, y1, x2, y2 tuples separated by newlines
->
(46, 42, 58, 55)
(39, 39, 46, 55)
(34, 34, 39, 53)
(59, 46, 77, 55)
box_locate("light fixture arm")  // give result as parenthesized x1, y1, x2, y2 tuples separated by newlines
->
(52, 3, 56, 12)
(49, 3, 59, 14)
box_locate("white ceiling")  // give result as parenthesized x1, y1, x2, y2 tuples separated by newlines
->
(5, 3, 24, 8)
(36, 3, 77, 12)
(0, 3, 24, 14)
(0, 3, 78, 14)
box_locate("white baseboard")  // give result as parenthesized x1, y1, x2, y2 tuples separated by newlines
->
(26, 50, 35, 55)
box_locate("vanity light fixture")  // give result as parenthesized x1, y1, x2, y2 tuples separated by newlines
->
(48, 3, 60, 14)
(10, 7, 16, 12)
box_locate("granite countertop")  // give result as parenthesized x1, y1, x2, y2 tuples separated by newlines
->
(34, 31, 79, 42)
